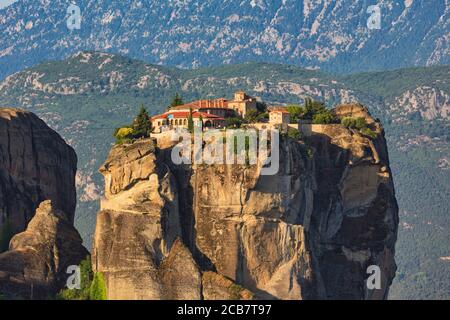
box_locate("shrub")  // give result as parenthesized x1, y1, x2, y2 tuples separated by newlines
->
(303, 98, 328, 120)
(342, 117, 367, 129)
(89, 272, 107, 300)
(287, 105, 305, 123)
(312, 111, 334, 124)
(354, 117, 368, 130)
(341, 117, 377, 139)
(113, 127, 133, 145)
(361, 127, 378, 139)
(227, 117, 243, 129)
(341, 117, 356, 128)
(113, 105, 152, 144)
(287, 127, 301, 140)
(229, 283, 245, 300)
(256, 112, 269, 121)
(244, 109, 260, 123)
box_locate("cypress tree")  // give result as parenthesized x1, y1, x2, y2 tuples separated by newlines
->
(187, 109, 194, 133)
(132, 105, 152, 138)
(170, 93, 184, 108)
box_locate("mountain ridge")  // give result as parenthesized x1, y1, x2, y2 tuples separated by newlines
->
(0, 52, 448, 299)
(0, 0, 448, 79)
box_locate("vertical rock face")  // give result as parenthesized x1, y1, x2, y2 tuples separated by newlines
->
(0, 200, 88, 299)
(308, 104, 399, 299)
(0, 108, 77, 236)
(93, 104, 398, 300)
(0, 108, 86, 299)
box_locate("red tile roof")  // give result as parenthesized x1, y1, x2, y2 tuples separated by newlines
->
(170, 98, 229, 110)
(151, 110, 224, 121)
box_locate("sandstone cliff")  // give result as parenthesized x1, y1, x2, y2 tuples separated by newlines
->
(93, 104, 398, 300)
(0, 108, 87, 299)
(0, 108, 77, 238)
(0, 201, 88, 299)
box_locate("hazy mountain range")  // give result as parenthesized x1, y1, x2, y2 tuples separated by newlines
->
(0, 0, 449, 79)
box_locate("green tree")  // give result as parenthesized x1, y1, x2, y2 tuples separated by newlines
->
(341, 117, 377, 139)
(256, 112, 269, 122)
(113, 127, 133, 145)
(342, 117, 367, 129)
(244, 109, 259, 123)
(287, 105, 305, 123)
(256, 101, 268, 113)
(0, 219, 13, 253)
(303, 98, 328, 120)
(132, 105, 152, 139)
(361, 127, 377, 139)
(187, 109, 194, 133)
(287, 127, 301, 140)
(312, 111, 334, 124)
(354, 117, 368, 130)
(226, 117, 243, 129)
(89, 272, 107, 300)
(170, 93, 184, 108)
(341, 116, 356, 128)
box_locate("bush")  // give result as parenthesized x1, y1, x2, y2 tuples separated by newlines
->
(116, 127, 133, 138)
(354, 117, 367, 130)
(312, 111, 334, 124)
(89, 272, 108, 300)
(361, 127, 377, 139)
(287, 105, 305, 123)
(303, 98, 328, 120)
(227, 117, 243, 129)
(113, 127, 133, 144)
(287, 127, 301, 140)
(113, 105, 152, 144)
(342, 117, 367, 129)
(256, 112, 269, 121)
(244, 109, 260, 123)
(341, 117, 377, 139)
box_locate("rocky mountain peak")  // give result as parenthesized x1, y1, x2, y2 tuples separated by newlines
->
(92, 104, 398, 300)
